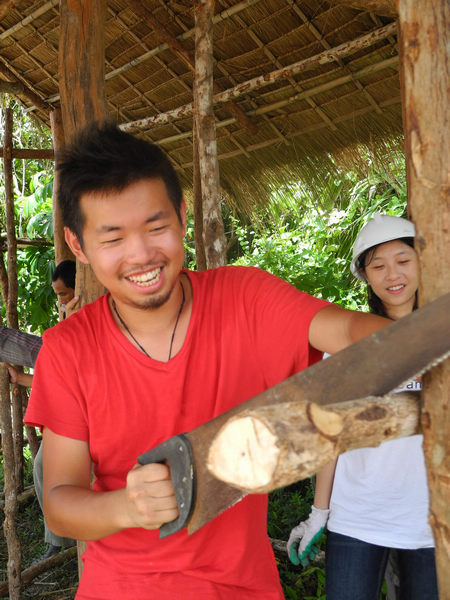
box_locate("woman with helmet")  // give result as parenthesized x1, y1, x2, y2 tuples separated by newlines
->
(287, 214, 439, 600)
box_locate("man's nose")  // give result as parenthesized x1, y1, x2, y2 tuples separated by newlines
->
(126, 235, 157, 263)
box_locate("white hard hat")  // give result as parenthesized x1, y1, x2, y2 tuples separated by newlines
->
(351, 213, 415, 280)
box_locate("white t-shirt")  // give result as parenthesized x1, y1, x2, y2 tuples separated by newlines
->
(328, 380, 434, 549)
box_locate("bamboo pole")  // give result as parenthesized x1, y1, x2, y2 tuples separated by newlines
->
(122, 22, 397, 132)
(194, 0, 227, 269)
(397, 1, 450, 596)
(208, 392, 420, 492)
(1, 107, 22, 599)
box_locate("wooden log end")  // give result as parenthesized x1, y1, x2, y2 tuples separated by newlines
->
(308, 402, 344, 437)
(207, 415, 279, 491)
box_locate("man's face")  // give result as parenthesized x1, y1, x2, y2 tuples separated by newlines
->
(65, 178, 186, 311)
(52, 278, 75, 306)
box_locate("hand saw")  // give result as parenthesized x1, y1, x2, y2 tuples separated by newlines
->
(138, 291, 450, 538)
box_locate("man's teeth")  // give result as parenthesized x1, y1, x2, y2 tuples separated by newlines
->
(388, 284, 404, 291)
(128, 268, 161, 286)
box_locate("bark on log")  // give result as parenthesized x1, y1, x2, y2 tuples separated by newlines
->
(194, 0, 227, 269)
(397, 1, 450, 596)
(208, 392, 420, 493)
(59, 0, 107, 305)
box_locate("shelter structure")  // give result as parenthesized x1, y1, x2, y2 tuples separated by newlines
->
(0, 1, 448, 598)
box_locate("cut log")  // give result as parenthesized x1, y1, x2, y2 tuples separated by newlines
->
(208, 392, 420, 493)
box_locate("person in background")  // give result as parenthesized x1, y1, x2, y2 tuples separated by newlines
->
(287, 214, 439, 600)
(51, 259, 77, 319)
(24, 123, 393, 600)
(2, 259, 78, 560)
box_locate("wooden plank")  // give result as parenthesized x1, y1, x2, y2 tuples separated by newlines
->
(122, 22, 397, 132)
(397, 1, 450, 596)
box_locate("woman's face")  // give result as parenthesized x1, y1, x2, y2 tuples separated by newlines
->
(362, 239, 419, 319)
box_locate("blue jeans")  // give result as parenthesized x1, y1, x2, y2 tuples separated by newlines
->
(325, 531, 439, 600)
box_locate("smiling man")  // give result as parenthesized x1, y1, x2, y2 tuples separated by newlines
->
(25, 122, 391, 600)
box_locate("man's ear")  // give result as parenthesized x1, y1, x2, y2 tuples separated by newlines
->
(65, 227, 89, 264)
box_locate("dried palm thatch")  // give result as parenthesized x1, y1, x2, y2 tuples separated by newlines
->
(0, 0, 403, 213)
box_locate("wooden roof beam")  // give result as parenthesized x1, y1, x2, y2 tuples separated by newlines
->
(0, 0, 58, 41)
(128, 0, 256, 136)
(121, 21, 397, 132)
(179, 95, 402, 170)
(0, 60, 51, 114)
(327, 0, 397, 18)
(290, 1, 384, 115)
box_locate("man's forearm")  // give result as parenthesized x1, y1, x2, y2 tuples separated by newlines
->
(45, 485, 131, 541)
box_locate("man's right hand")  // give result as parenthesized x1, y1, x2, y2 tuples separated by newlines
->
(124, 462, 179, 530)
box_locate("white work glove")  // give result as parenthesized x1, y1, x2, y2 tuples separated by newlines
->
(287, 505, 329, 567)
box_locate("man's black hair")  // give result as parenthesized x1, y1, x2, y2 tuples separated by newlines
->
(52, 259, 76, 289)
(57, 121, 183, 241)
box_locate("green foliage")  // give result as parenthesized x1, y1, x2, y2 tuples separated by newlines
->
(227, 157, 407, 310)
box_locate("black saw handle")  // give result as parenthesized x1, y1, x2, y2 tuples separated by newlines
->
(137, 433, 196, 538)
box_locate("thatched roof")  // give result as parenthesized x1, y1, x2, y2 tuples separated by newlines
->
(0, 0, 403, 211)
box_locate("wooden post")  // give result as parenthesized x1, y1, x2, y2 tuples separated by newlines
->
(50, 108, 73, 264)
(194, 0, 226, 268)
(58, 0, 108, 576)
(397, 1, 450, 596)
(193, 124, 207, 271)
(1, 106, 22, 599)
(58, 0, 107, 305)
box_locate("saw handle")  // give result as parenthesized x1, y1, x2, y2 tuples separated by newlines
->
(137, 434, 196, 538)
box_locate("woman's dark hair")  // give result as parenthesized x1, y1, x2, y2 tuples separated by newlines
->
(57, 121, 183, 243)
(52, 259, 76, 289)
(358, 237, 418, 317)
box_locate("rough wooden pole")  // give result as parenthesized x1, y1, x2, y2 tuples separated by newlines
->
(50, 108, 73, 264)
(208, 392, 420, 492)
(58, 0, 107, 305)
(397, 2, 450, 596)
(192, 123, 207, 271)
(58, 0, 108, 575)
(194, 0, 226, 268)
(1, 108, 21, 597)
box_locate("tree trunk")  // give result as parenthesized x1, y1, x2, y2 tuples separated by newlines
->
(397, 2, 450, 596)
(194, 0, 226, 268)
(192, 123, 207, 271)
(58, 0, 107, 305)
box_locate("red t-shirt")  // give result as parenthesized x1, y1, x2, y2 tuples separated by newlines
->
(25, 266, 329, 599)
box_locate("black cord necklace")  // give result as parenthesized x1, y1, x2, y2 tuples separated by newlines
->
(112, 280, 186, 361)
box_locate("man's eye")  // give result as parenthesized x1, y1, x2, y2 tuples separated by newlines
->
(103, 238, 121, 244)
